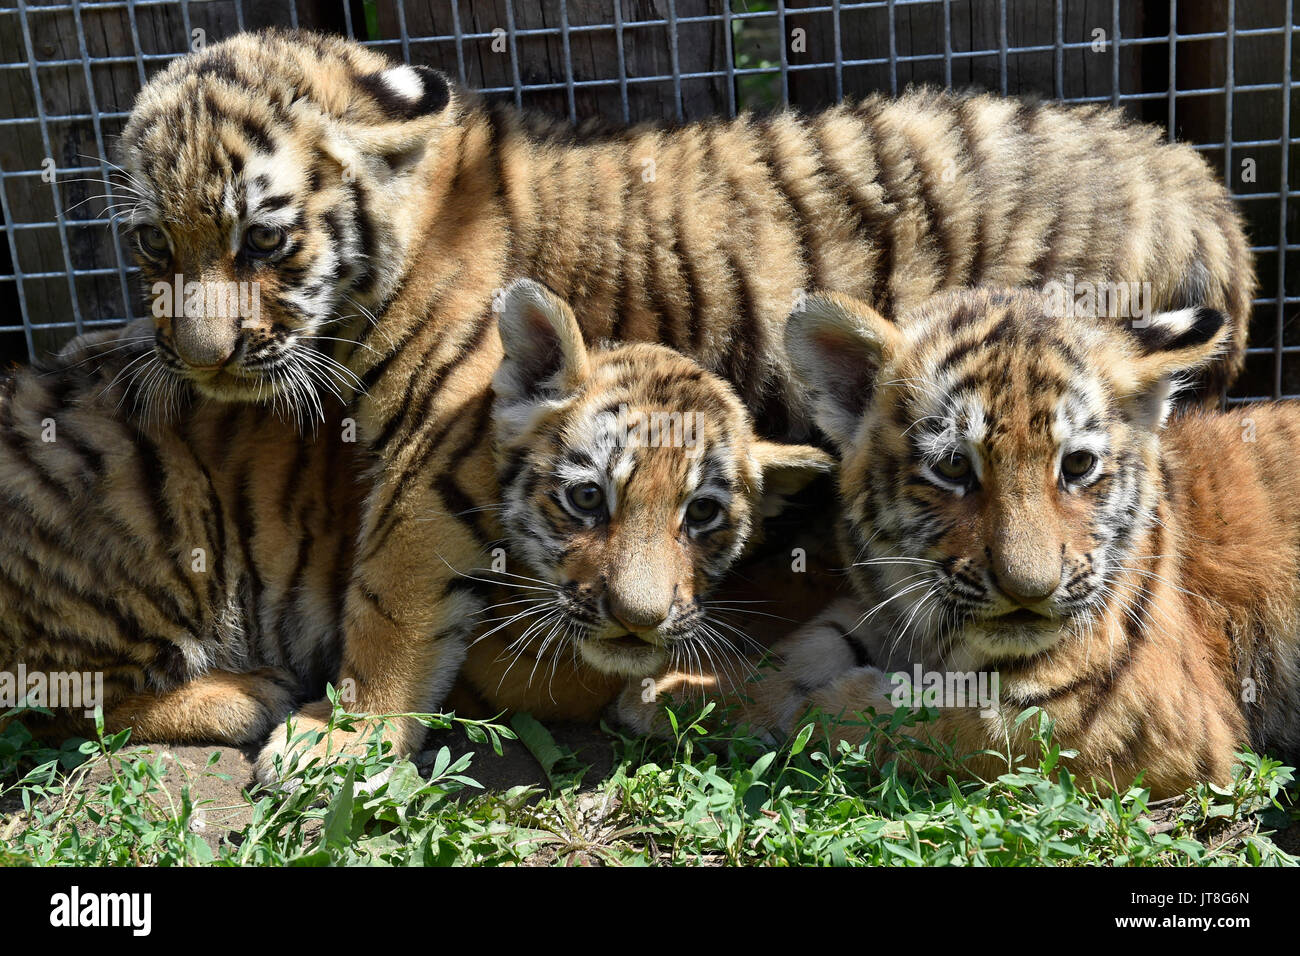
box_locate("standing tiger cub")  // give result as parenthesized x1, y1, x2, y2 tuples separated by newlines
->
(690, 289, 1299, 797)
(114, 30, 1255, 779)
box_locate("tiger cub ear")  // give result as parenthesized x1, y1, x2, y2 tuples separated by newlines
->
(750, 442, 836, 518)
(323, 64, 453, 175)
(1120, 307, 1230, 428)
(354, 65, 452, 122)
(494, 279, 591, 404)
(784, 293, 901, 449)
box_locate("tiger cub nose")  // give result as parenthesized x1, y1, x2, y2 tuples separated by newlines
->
(991, 564, 1061, 604)
(172, 318, 240, 369)
(608, 594, 672, 634)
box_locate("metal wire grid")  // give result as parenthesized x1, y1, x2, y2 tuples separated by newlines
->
(0, 0, 1295, 401)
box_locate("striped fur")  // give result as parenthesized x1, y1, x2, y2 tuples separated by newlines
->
(737, 289, 1299, 796)
(113, 30, 1255, 779)
(0, 321, 362, 744)
(447, 280, 831, 720)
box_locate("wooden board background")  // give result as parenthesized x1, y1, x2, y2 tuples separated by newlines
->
(0, 0, 1293, 396)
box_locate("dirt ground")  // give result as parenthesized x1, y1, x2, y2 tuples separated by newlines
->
(74, 723, 620, 850)
(10, 725, 1300, 859)
(102, 728, 1300, 860)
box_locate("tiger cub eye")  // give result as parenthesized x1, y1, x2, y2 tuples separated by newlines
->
(934, 453, 971, 481)
(567, 482, 604, 513)
(135, 224, 169, 258)
(245, 224, 285, 254)
(685, 497, 721, 526)
(1061, 450, 1098, 480)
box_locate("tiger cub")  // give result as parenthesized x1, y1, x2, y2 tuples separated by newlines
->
(116, 30, 1255, 778)
(444, 279, 833, 721)
(716, 288, 1300, 797)
(0, 320, 362, 744)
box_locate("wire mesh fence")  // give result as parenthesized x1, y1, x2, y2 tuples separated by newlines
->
(0, 0, 1295, 400)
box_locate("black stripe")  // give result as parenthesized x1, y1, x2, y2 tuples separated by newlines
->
(953, 99, 987, 286)
(275, 522, 314, 675)
(257, 193, 294, 213)
(234, 473, 267, 661)
(669, 208, 700, 353)
(855, 107, 903, 313)
(485, 104, 517, 269)
(810, 116, 896, 305)
(345, 178, 377, 297)
(129, 426, 204, 618)
(447, 396, 500, 546)
(238, 115, 275, 154)
(1131, 307, 1226, 354)
(356, 323, 417, 395)
(838, 626, 871, 668)
(372, 305, 493, 456)
(754, 117, 822, 290)
(279, 437, 314, 528)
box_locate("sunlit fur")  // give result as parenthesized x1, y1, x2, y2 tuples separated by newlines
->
(443, 281, 832, 721)
(118, 31, 449, 407)
(0, 321, 363, 744)
(116, 30, 1255, 778)
(759, 289, 1300, 796)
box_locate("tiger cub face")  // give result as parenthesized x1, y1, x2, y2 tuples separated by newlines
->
(492, 280, 833, 678)
(118, 30, 452, 405)
(785, 289, 1228, 664)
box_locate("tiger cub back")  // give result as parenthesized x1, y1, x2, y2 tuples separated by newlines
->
(749, 288, 1300, 795)
(444, 280, 834, 720)
(0, 321, 364, 744)
(119, 31, 1255, 427)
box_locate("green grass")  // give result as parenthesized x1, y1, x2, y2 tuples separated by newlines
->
(1, 697, 1295, 866)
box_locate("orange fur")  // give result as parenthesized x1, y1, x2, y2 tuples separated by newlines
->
(113, 31, 1255, 780)
(626, 291, 1298, 797)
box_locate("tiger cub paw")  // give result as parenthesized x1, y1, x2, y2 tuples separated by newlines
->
(254, 698, 333, 788)
(235, 667, 299, 743)
(253, 699, 383, 787)
(611, 677, 672, 738)
(253, 700, 425, 790)
(807, 666, 897, 721)
(609, 671, 781, 744)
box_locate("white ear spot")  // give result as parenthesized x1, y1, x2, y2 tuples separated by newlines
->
(1142, 307, 1199, 334)
(381, 65, 425, 102)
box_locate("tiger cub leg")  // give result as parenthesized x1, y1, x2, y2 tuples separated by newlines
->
(104, 668, 297, 747)
(254, 497, 481, 785)
(255, 322, 503, 785)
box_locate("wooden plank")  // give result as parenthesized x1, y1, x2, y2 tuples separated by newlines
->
(1177, 0, 1293, 398)
(786, 0, 1145, 109)
(375, 0, 727, 124)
